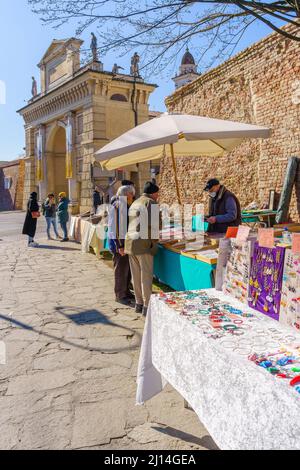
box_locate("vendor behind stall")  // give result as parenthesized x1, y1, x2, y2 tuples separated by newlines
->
(204, 179, 241, 233)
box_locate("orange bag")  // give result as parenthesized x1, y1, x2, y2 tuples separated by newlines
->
(225, 226, 238, 239)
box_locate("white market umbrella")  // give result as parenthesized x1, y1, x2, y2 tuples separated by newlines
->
(95, 113, 270, 204)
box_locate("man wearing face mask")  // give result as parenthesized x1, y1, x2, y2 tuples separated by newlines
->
(204, 178, 241, 233)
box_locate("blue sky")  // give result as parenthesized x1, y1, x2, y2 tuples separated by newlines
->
(0, 0, 282, 161)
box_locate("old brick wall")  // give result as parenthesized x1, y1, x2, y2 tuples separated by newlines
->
(162, 25, 300, 220)
(15, 159, 25, 210)
(0, 161, 21, 211)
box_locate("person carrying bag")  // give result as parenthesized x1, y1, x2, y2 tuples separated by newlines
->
(22, 192, 40, 247)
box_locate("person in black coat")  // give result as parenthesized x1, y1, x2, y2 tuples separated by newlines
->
(22, 192, 40, 247)
(92, 186, 103, 214)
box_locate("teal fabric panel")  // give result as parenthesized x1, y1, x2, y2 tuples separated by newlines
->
(154, 245, 215, 291)
(241, 215, 259, 223)
(103, 227, 109, 250)
(192, 215, 209, 232)
(241, 211, 277, 224)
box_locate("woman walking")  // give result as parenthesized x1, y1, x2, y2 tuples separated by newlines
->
(57, 192, 70, 242)
(22, 192, 40, 247)
(43, 193, 60, 240)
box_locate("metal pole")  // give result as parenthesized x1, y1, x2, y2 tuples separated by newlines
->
(170, 143, 182, 205)
(275, 156, 299, 223)
(131, 75, 138, 127)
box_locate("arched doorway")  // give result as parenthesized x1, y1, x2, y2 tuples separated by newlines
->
(46, 126, 69, 197)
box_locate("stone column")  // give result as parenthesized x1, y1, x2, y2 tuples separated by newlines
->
(23, 157, 36, 210)
(137, 161, 151, 195)
(66, 112, 79, 214)
(23, 126, 37, 208)
(36, 125, 47, 203)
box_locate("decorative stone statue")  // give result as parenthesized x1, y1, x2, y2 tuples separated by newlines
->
(130, 52, 140, 77)
(112, 63, 124, 75)
(90, 33, 98, 61)
(31, 77, 37, 97)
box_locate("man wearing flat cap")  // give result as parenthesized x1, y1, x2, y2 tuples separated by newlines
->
(204, 178, 241, 233)
(125, 181, 160, 316)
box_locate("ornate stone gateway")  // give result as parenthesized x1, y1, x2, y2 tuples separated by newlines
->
(18, 38, 157, 213)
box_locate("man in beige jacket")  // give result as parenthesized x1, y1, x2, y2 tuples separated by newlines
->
(125, 182, 160, 316)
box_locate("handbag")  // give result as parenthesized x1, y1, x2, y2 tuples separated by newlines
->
(31, 211, 40, 219)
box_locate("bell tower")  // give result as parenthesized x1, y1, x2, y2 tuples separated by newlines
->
(173, 47, 201, 90)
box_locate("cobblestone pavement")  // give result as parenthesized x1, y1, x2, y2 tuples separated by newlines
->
(0, 212, 217, 450)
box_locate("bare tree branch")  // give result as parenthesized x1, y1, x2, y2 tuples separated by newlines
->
(28, 0, 300, 76)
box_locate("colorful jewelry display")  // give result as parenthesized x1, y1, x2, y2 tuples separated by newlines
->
(279, 249, 300, 332)
(222, 239, 255, 304)
(248, 243, 285, 320)
(249, 350, 300, 393)
(157, 288, 300, 396)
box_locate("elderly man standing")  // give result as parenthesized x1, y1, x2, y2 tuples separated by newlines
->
(108, 185, 136, 305)
(204, 178, 241, 233)
(125, 181, 160, 316)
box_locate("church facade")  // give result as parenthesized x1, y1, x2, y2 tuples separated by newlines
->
(18, 38, 157, 213)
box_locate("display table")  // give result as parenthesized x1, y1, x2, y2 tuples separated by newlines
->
(154, 245, 216, 290)
(70, 216, 109, 255)
(136, 289, 300, 450)
(242, 210, 277, 228)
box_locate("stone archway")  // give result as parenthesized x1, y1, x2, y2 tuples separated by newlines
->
(46, 125, 69, 198)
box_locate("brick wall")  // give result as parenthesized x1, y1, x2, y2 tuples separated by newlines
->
(15, 159, 25, 210)
(162, 25, 300, 220)
(0, 161, 23, 211)
(23, 157, 36, 210)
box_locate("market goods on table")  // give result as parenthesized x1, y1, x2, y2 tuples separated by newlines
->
(248, 242, 285, 320)
(280, 249, 300, 331)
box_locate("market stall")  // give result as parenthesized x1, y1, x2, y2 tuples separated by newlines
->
(218, 226, 300, 322)
(136, 288, 300, 450)
(154, 225, 219, 290)
(280, 249, 300, 331)
(94, 112, 270, 293)
(70, 214, 109, 257)
(154, 244, 217, 290)
(241, 209, 277, 228)
(222, 237, 256, 303)
(153, 210, 277, 293)
(137, 225, 300, 449)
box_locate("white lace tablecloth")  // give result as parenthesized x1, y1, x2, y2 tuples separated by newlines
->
(136, 289, 300, 450)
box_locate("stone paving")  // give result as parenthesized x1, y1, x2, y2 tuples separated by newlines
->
(0, 212, 217, 450)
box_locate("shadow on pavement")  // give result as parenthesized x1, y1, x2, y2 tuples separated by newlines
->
(55, 306, 116, 325)
(37, 244, 79, 252)
(0, 307, 141, 354)
(151, 425, 218, 450)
